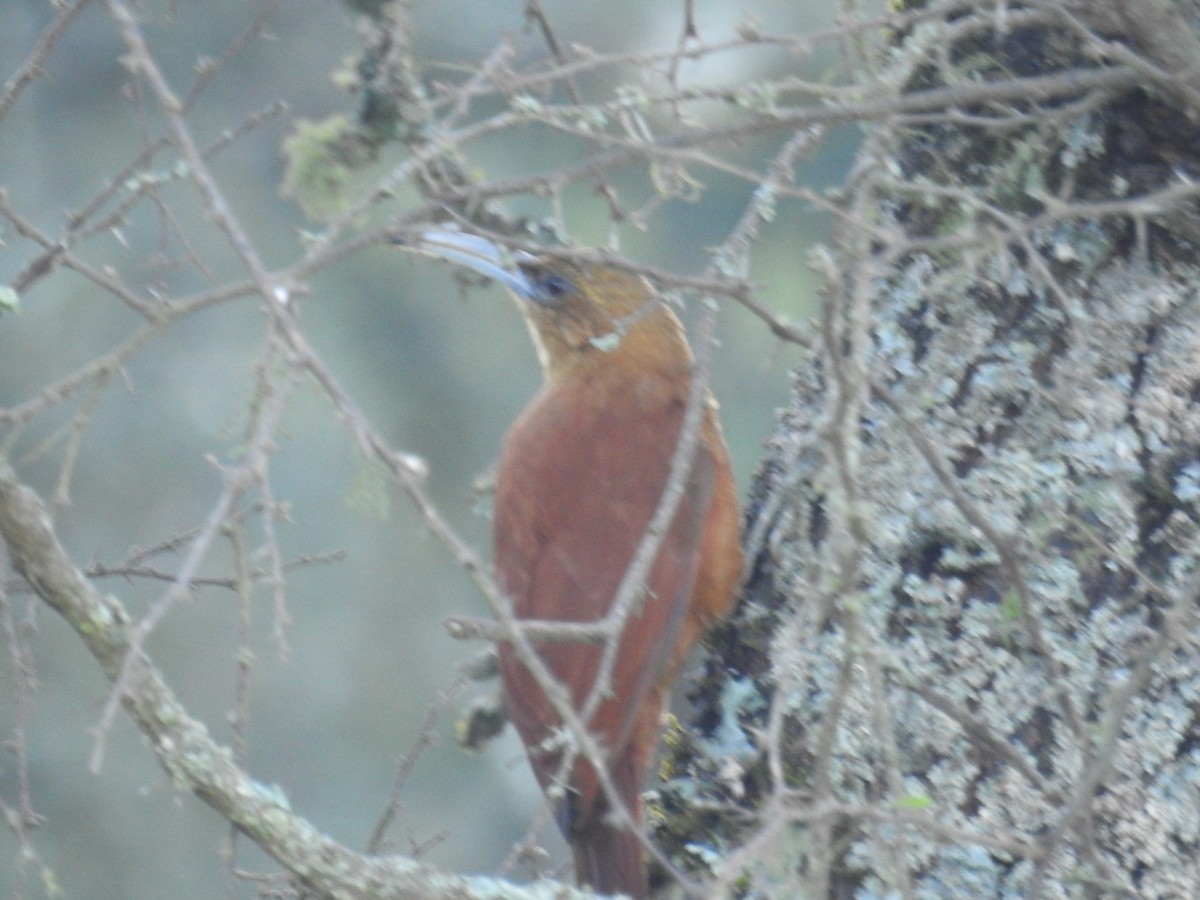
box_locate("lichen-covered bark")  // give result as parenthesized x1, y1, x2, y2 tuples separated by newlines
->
(660, 5, 1200, 898)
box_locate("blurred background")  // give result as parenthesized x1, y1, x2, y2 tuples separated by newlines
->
(0, 1, 856, 895)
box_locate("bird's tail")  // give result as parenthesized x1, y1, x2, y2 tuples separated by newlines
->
(572, 819, 648, 899)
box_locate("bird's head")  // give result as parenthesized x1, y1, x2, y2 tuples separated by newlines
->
(399, 229, 692, 381)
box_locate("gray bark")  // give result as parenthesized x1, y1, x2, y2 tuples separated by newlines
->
(660, 6, 1200, 898)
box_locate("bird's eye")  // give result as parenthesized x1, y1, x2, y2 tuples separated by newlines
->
(534, 274, 573, 304)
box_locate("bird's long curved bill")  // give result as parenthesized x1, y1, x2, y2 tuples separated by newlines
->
(400, 229, 536, 298)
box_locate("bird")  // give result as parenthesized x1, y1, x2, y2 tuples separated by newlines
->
(403, 230, 742, 898)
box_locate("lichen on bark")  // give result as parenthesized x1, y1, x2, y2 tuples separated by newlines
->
(659, 6, 1200, 897)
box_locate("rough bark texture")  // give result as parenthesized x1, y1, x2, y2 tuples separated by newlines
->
(658, 4, 1200, 898)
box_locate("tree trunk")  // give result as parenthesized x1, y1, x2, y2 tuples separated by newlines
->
(660, 5, 1200, 897)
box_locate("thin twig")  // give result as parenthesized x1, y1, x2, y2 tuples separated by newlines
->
(0, 0, 95, 121)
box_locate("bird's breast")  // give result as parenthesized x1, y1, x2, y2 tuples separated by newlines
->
(492, 370, 693, 611)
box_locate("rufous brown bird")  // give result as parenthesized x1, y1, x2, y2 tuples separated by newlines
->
(407, 230, 742, 898)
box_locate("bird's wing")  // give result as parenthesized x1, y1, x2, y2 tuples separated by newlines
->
(493, 385, 716, 827)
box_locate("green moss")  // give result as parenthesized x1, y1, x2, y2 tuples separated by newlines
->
(281, 116, 359, 221)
